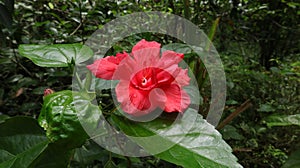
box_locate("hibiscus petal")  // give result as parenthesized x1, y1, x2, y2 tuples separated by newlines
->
(132, 39, 161, 52)
(159, 50, 184, 68)
(115, 80, 130, 102)
(160, 84, 190, 113)
(87, 52, 128, 80)
(132, 48, 160, 68)
(155, 68, 175, 86)
(149, 88, 167, 109)
(131, 40, 161, 66)
(154, 50, 185, 80)
(116, 80, 139, 114)
(129, 86, 151, 112)
(174, 68, 190, 87)
(116, 80, 154, 116)
(114, 56, 137, 80)
(87, 57, 117, 80)
(116, 51, 128, 61)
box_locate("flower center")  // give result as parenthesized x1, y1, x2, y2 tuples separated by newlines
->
(141, 77, 148, 86)
(131, 67, 158, 90)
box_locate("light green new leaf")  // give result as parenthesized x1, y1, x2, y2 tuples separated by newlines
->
(0, 117, 48, 168)
(265, 114, 300, 127)
(18, 44, 93, 67)
(112, 109, 242, 168)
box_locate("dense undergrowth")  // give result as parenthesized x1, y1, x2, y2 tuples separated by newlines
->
(0, 0, 299, 167)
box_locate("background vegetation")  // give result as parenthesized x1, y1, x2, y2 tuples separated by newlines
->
(0, 0, 299, 167)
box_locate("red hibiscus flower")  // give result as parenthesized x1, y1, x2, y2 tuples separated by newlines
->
(87, 39, 190, 116)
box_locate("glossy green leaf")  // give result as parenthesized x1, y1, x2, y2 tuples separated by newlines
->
(282, 149, 300, 168)
(0, 117, 48, 167)
(265, 114, 300, 127)
(18, 44, 93, 67)
(29, 143, 73, 168)
(112, 109, 242, 168)
(39, 90, 89, 149)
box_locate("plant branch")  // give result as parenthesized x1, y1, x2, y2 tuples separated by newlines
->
(11, 48, 33, 77)
(217, 99, 252, 130)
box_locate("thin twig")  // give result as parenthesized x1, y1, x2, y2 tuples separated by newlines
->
(272, 20, 298, 31)
(11, 48, 33, 77)
(217, 99, 252, 130)
(70, 22, 82, 36)
(233, 148, 253, 153)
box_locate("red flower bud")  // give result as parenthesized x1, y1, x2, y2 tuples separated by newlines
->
(44, 88, 54, 96)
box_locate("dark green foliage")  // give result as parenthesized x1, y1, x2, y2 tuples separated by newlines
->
(0, 0, 299, 167)
(0, 116, 81, 168)
(221, 53, 300, 167)
(282, 149, 300, 168)
(0, 117, 48, 167)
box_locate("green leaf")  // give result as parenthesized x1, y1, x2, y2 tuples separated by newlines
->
(0, 117, 48, 167)
(265, 114, 300, 127)
(112, 109, 242, 168)
(28, 143, 73, 168)
(226, 100, 238, 105)
(73, 140, 108, 165)
(282, 149, 300, 168)
(94, 78, 118, 90)
(257, 104, 276, 113)
(287, 2, 300, 9)
(162, 43, 193, 54)
(39, 90, 89, 149)
(0, 114, 9, 124)
(48, 2, 54, 9)
(221, 125, 245, 140)
(18, 44, 93, 67)
(104, 159, 117, 168)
